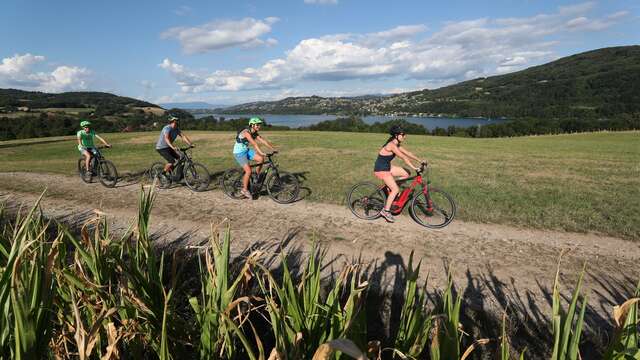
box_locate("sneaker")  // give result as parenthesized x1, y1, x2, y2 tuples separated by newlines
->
(380, 209, 395, 223)
(241, 189, 253, 199)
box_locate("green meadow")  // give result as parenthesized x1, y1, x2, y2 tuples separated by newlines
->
(1, 130, 638, 239)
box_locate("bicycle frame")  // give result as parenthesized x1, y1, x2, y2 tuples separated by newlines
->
(383, 166, 433, 215)
(247, 154, 278, 190)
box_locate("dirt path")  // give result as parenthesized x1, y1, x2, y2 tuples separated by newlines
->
(1, 171, 638, 325)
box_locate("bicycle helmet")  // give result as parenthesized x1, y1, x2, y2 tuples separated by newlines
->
(389, 124, 405, 136)
(248, 117, 263, 125)
(80, 120, 91, 128)
(168, 115, 179, 123)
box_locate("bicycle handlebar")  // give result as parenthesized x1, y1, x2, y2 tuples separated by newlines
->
(178, 145, 195, 152)
(266, 150, 279, 156)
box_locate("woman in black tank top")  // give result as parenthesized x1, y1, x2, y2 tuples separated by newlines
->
(373, 125, 425, 223)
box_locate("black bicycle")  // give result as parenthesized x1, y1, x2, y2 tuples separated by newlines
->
(221, 151, 300, 204)
(150, 146, 210, 192)
(77, 145, 118, 188)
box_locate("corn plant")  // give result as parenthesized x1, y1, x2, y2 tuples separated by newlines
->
(117, 185, 182, 359)
(604, 281, 640, 359)
(189, 223, 263, 360)
(392, 251, 433, 359)
(430, 271, 463, 360)
(256, 242, 368, 359)
(51, 217, 126, 359)
(550, 262, 587, 360)
(0, 193, 61, 360)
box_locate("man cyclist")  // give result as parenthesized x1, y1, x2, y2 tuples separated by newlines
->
(155, 115, 194, 174)
(77, 120, 111, 174)
(233, 117, 276, 199)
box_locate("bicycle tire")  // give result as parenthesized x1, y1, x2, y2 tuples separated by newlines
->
(184, 162, 210, 192)
(150, 162, 171, 189)
(409, 188, 456, 228)
(221, 168, 245, 199)
(347, 182, 386, 220)
(97, 160, 118, 188)
(77, 158, 92, 183)
(266, 171, 300, 204)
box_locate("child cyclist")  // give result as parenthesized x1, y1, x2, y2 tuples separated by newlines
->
(77, 120, 111, 174)
(373, 125, 426, 222)
(233, 117, 276, 199)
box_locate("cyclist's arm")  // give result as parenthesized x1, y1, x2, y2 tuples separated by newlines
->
(398, 146, 423, 163)
(256, 136, 275, 151)
(178, 132, 193, 146)
(164, 132, 177, 151)
(390, 143, 418, 170)
(95, 134, 110, 147)
(77, 135, 83, 148)
(246, 133, 266, 156)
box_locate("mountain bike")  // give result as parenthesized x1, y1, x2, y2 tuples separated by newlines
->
(150, 146, 210, 192)
(347, 163, 456, 228)
(221, 151, 300, 204)
(77, 145, 118, 188)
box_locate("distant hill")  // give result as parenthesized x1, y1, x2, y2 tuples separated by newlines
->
(221, 46, 640, 119)
(160, 101, 228, 110)
(0, 89, 157, 109)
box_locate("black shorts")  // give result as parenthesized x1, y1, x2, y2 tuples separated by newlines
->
(157, 148, 179, 163)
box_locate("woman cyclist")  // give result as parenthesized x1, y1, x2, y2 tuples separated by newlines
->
(373, 125, 425, 222)
(233, 117, 276, 199)
(77, 120, 111, 174)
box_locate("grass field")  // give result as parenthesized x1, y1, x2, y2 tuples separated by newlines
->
(0, 130, 638, 239)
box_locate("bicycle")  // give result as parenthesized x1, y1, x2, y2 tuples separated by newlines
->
(220, 151, 300, 204)
(347, 163, 456, 228)
(77, 145, 118, 188)
(150, 146, 211, 192)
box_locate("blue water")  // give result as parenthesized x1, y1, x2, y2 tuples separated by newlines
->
(194, 113, 505, 130)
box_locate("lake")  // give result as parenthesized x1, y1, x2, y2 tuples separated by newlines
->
(194, 113, 506, 130)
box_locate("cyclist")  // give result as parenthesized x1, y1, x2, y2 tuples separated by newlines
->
(77, 120, 111, 174)
(233, 117, 276, 199)
(373, 125, 425, 222)
(155, 115, 194, 174)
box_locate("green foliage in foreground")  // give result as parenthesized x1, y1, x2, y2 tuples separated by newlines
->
(0, 190, 639, 359)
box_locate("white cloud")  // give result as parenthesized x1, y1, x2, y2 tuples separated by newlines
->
(161, 17, 279, 54)
(304, 0, 338, 4)
(0, 53, 91, 92)
(160, 2, 629, 94)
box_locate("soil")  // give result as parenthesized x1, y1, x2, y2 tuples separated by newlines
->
(1, 171, 638, 329)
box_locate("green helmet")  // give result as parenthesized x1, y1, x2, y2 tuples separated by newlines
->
(80, 120, 91, 128)
(248, 117, 263, 125)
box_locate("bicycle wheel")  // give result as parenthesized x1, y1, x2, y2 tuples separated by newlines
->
(409, 188, 456, 228)
(97, 160, 118, 188)
(266, 171, 300, 204)
(150, 162, 171, 189)
(347, 182, 386, 220)
(221, 168, 245, 199)
(77, 158, 92, 183)
(184, 162, 210, 192)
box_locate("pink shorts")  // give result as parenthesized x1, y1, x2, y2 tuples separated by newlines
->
(374, 171, 392, 180)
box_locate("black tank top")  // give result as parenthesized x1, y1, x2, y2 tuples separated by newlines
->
(374, 152, 395, 172)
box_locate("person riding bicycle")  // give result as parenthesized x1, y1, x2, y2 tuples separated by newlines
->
(77, 120, 111, 175)
(155, 115, 194, 174)
(233, 117, 276, 199)
(373, 125, 425, 223)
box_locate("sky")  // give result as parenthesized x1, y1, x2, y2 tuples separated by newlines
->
(1, 0, 638, 106)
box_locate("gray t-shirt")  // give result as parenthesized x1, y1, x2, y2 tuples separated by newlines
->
(155, 125, 181, 149)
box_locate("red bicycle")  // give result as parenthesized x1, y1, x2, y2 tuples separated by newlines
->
(347, 163, 456, 228)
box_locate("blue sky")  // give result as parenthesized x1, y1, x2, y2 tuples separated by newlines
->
(1, 0, 638, 105)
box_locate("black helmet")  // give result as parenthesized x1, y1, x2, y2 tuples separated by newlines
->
(389, 125, 405, 136)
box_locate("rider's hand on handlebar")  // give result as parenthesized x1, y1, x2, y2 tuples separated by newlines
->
(106, 144, 112, 148)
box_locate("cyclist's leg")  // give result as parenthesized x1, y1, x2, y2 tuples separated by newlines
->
(157, 148, 178, 173)
(81, 148, 92, 172)
(234, 151, 252, 192)
(390, 165, 410, 180)
(250, 150, 264, 174)
(375, 171, 399, 211)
